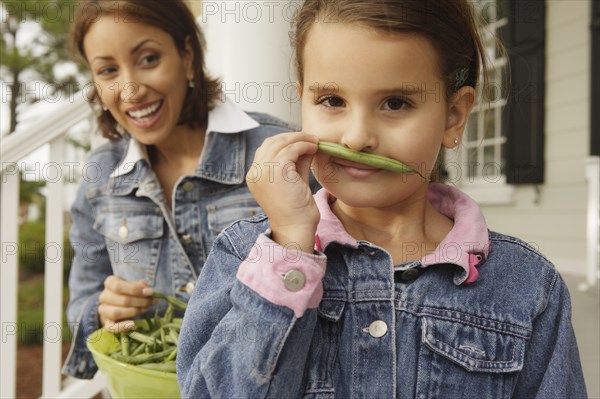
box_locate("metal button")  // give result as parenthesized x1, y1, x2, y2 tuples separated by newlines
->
(181, 234, 193, 244)
(368, 320, 388, 338)
(182, 181, 194, 192)
(400, 268, 420, 281)
(283, 270, 305, 292)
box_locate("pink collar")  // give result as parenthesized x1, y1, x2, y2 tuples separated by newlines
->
(313, 183, 490, 284)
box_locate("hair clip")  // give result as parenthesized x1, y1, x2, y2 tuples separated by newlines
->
(454, 67, 470, 91)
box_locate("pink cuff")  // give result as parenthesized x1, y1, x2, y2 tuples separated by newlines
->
(236, 233, 327, 318)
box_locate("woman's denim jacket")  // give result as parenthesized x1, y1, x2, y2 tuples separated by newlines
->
(62, 100, 292, 379)
(177, 185, 587, 398)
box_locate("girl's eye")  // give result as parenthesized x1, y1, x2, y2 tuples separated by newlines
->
(318, 96, 345, 108)
(382, 97, 410, 111)
(140, 54, 160, 66)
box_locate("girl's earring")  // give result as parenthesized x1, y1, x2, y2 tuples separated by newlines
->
(454, 138, 459, 145)
(102, 105, 108, 112)
(188, 80, 195, 88)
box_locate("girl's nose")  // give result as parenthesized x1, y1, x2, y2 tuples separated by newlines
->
(340, 111, 378, 152)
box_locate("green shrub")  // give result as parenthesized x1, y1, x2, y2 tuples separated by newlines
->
(18, 221, 74, 278)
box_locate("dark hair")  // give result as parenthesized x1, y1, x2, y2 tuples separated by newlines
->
(293, 0, 492, 100)
(70, 0, 220, 140)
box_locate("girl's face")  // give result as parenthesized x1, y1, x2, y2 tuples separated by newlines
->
(301, 22, 470, 209)
(84, 16, 194, 146)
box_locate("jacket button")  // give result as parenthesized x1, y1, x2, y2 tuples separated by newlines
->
(283, 270, 305, 292)
(400, 268, 420, 281)
(181, 234, 193, 244)
(182, 181, 194, 192)
(368, 320, 388, 338)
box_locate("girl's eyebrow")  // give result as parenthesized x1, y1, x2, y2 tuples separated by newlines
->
(374, 86, 423, 96)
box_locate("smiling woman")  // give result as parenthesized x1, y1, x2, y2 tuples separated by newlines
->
(61, 0, 293, 380)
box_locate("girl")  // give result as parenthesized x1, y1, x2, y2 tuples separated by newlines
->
(62, 0, 291, 379)
(177, 0, 587, 397)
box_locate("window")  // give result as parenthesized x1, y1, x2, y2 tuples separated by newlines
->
(446, 0, 546, 204)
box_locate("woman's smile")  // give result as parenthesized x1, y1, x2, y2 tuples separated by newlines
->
(125, 100, 164, 128)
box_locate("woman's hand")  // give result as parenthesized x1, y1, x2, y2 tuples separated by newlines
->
(98, 276, 155, 333)
(246, 132, 320, 253)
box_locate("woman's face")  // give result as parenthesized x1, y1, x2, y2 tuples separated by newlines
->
(84, 15, 194, 146)
(300, 22, 464, 209)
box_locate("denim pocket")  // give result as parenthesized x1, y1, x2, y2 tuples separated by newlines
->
(206, 194, 262, 234)
(417, 316, 527, 398)
(93, 204, 164, 284)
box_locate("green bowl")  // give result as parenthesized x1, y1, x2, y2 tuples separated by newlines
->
(87, 320, 181, 399)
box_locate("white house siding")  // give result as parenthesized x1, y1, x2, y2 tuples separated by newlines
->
(480, 0, 591, 276)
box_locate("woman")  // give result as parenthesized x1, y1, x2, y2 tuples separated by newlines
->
(62, 0, 291, 379)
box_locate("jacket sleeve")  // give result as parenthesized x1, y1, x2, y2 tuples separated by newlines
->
(62, 175, 113, 379)
(513, 272, 587, 398)
(177, 227, 326, 399)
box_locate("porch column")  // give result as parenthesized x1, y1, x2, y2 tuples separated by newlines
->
(198, 1, 302, 127)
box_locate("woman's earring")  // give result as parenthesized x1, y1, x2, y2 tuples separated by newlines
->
(102, 105, 108, 112)
(454, 137, 459, 145)
(188, 80, 195, 88)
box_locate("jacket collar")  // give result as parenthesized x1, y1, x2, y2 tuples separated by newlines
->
(313, 183, 490, 284)
(110, 95, 259, 180)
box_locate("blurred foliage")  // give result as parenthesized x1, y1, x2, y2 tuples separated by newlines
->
(1, 0, 87, 133)
(18, 274, 71, 345)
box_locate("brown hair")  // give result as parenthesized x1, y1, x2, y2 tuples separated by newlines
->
(293, 0, 491, 100)
(70, 0, 220, 140)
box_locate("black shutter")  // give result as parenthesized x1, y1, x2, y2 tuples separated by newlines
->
(592, 0, 600, 156)
(502, 0, 546, 184)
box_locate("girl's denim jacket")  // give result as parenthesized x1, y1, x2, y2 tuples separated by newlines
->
(178, 184, 587, 398)
(62, 98, 291, 379)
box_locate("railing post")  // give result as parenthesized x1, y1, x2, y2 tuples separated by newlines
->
(0, 164, 20, 399)
(580, 156, 600, 291)
(41, 137, 66, 398)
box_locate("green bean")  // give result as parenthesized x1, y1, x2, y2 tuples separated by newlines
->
(111, 347, 176, 365)
(128, 331, 158, 346)
(317, 141, 424, 177)
(151, 291, 187, 310)
(105, 291, 187, 373)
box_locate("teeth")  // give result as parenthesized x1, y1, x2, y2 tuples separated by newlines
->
(128, 102, 160, 118)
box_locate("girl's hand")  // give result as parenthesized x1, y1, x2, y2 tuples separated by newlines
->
(247, 132, 320, 253)
(98, 276, 155, 333)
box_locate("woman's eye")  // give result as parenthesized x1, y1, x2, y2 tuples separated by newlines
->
(318, 96, 345, 108)
(383, 97, 410, 111)
(140, 54, 160, 66)
(97, 66, 117, 76)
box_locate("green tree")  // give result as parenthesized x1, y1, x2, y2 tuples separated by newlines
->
(1, 0, 85, 134)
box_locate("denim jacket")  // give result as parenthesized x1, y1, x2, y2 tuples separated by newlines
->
(63, 98, 291, 379)
(177, 185, 587, 398)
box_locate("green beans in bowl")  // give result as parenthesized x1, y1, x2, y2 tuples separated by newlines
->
(87, 293, 185, 398)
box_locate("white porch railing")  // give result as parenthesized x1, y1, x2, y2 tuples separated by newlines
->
(0, 95, 106, 399)
(581, 156, 600, 291)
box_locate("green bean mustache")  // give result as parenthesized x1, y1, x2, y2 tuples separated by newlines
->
(317, 141, 424, 178)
